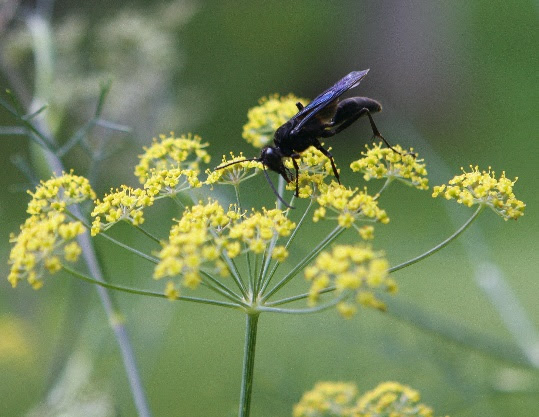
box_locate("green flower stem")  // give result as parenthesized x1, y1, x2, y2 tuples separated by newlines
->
(262, 225, 345, 302)
(199, 270, 249, 307)
(246, 244, 254, 294)
(221, 253, 248, 298)
(207, 229, 247, 298)
(66, 211, 159, 264)
(171, 194, 185, 208)
(238, 313, 260, 417)
(234, 184, 242, 210)
(264, 286, 336, 307)
(390, 205, 485, 273)
(134, 225, 162, 244)
(62, 265, 242, 309)
(258, 199, 314, 295)
(374, 177, 393, 200)
(258, 294, 345, 314)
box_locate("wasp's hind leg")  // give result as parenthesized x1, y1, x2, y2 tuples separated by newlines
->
(322, 98, 404, 156)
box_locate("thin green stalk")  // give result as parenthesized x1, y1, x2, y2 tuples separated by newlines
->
(220, 252, 248, 298)
(234, 184, 242, 210)
(259, 199, 314, 295)
(374, 177, 393, 200)
(262, 226, 345, 302)
(264, 286, 336, 307)
(96, 231, 159, 264)
(390, 205, 484, 273)
(62, 265, 242, 309)
(134, 225, 162, 244)
(259, 294, 345, 314)
(65, 211, 159, 264)
(199, 270, 247, 306)
(238, 313, 260, 417)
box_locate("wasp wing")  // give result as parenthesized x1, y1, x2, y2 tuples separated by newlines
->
(290, 69, 370, 135)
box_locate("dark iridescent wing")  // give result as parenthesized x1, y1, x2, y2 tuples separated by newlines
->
(291, 69, 370, 135)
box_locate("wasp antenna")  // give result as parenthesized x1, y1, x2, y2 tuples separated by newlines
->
(214, 157, 259, 170)
(262, 166, 294, 209)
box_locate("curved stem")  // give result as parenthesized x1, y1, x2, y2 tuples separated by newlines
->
(62, 265, 242, 309)
(238, 313, 260, 417)
(374, 177, 393, 200)
(390, 205, 485, 273)
(134, 225, 162, 244)
(199, 270, 247, 306)
(259, 294, 345, 314)
(264, 286, 336, 307)
(66, 211, 159, 264)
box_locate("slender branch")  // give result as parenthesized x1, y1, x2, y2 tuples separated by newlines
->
(134, 225, 162, 244)
(199, 270, 248, 307)
(390, 205, 485, 273)
(264, 286, 336, 307)
(62, 265, 242, 309)
(258, 295, 344, 314)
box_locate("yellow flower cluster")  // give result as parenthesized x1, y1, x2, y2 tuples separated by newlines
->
(134, 133, 210, 183)
(294, 381, 439, 417)
(284, 147, 335, 198)
(143, 168, 202, 198)
(154, 201, 295, 298)
(8, 212, 85, 289)
(242, 94, 306, 148)
(350, 143, 429, 191)
(293, 381, 358, 417)
(313, 183, 389, 236)
(305, 244, 396, 318)
(27, 171, 96, 215)
(206, 152, 263, 186)
(8, 172, 94, 289)
(91, 186, 154, 235)
(355, 381, 434, 417)
(153, 200, 240, 297)
(432, 166, 525, 220)
(228, 208, 295, 258)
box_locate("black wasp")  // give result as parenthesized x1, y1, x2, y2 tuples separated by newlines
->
(216, 69, 400, 208)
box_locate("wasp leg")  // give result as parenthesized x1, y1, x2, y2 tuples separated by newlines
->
(312, 141, 340, 184)
(291, 153, 301, 197)
(322, 97, 403, 155)
(296, 102, 304, 111)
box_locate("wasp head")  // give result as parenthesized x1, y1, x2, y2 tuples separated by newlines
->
(260, 146, 292, 182)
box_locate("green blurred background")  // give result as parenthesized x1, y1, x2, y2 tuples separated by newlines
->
(1, 1, 537, 416)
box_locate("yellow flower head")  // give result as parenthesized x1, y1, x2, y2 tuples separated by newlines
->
(314, 183, 389, 236)
(293, 381, 358, 417)
(91, 186, 154, 235)
(228, 208, 296, 257)
(27, 171, 96, 215)
(350, 143, 429, 191)
(354, 381, 434, 417)
(207, 152, 263, 186)
(432, 166, 525, 220)
(284, 147, 336, 198)
(8, 212, 85, 289)
(242, 94, 307, 148)
(143, 168, 202, 198)
(134, 133, 210, 183)
(154, 200, 241, 297)
(305, 244, 395, 317)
